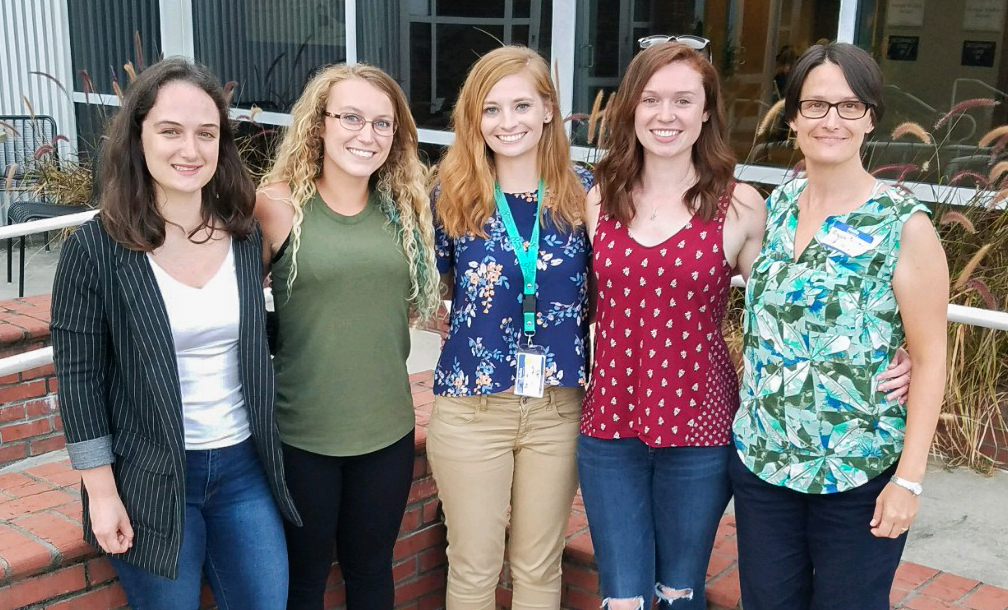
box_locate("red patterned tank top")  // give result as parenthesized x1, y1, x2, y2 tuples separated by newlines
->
(581, 189, 739, 447)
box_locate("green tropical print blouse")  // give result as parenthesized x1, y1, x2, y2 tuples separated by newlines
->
(732, 178, 930, 494)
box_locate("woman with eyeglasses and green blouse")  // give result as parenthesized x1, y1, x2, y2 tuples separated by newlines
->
(729, 43, 947, 610)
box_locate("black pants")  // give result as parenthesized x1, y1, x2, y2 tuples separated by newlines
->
(282, 429, 415, 610)
(728, 451, 907, 610)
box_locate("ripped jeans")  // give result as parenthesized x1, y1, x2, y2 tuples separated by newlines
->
(577, 435, 732, 609)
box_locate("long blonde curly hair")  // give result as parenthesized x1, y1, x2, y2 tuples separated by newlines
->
(436, 46, 584, 237)
(262, 63, 440, 319)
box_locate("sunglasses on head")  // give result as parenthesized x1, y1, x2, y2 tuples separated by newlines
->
(637, 34, 712, 60)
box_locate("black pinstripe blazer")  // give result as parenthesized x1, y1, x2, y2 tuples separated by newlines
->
(50, 217, 301, 579)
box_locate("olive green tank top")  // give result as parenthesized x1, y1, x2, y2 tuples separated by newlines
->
(271, 191, 414, 456)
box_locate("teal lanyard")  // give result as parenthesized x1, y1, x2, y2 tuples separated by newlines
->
(494, 179, 544, 339)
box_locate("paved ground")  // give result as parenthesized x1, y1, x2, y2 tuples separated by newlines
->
(0, 234, 62, 301)
(4, 239, 1007, 590)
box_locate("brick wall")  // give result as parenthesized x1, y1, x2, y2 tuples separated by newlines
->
(0, 379, 446, 610)
(0, 295, 63, 468)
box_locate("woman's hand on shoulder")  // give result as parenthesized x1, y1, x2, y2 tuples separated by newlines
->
(584, 185, 602, 246)
(254, 183, 296, 270)
(726, 182, 768, 281)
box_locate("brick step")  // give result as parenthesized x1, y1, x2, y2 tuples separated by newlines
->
(3, 372, 1007, 610)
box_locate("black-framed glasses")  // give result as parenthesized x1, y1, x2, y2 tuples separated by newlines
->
(797, 99, 871, 120)
(322, 111, 397, 136)
(637, 34, 712, 59)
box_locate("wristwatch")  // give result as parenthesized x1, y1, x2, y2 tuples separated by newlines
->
(890, 475, 923, 496)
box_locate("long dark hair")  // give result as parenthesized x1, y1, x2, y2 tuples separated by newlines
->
(100, 57, 254, 251)
(596, 42, 736, 224)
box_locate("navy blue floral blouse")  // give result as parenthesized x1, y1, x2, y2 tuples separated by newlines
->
(434, 166, 595, 396)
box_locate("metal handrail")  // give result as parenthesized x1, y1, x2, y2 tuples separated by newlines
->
(2, 287, 1004, 378)
(0, 215, 1004, 378)
(0, 209, 97, 240)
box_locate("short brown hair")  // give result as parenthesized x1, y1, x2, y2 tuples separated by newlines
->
(783, 43, 885, 125)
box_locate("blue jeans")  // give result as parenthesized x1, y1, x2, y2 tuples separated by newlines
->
(111, 438, 289, 610)
(728, 451, 907, 610)
(577, 435, 732, 609)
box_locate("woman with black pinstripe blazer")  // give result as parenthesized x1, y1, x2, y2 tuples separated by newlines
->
(51, 58, 300, 610)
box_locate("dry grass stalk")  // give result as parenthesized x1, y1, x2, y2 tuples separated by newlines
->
(587, 89, 605, 144)
(756, 99, 785, 138)
(953, 244, 990, 290)
(978, 124, 1008, 147)
(891, 121, 932, 144)
(988, 160, 1008, 184)
(934, 98, 999, 130)
(124, 61, 138, 84)
(939, 211, 977, 234)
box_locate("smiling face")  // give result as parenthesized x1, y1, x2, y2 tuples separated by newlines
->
(479, 71, 553, 166)
(789, 61, 874, 169)
(140, 80, 220, 204)
(320, 77, 395, 182)
(633, 60, 709, 161)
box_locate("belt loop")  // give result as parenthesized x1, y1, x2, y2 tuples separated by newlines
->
(480, 394, 489, 411)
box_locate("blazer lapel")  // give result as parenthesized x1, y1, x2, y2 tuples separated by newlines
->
(114, 248, 185, 441)
(233, 234, 265, 418)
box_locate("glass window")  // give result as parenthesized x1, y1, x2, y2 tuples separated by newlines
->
(193, 0, 347, 113)
(68, 0, 161, 95)
(569, 0, 842, 164)
(854, 0, 1008, 186)
(359, 0, 553, 131)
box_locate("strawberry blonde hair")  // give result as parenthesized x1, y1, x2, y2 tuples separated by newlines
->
(435, 46, 583, 237)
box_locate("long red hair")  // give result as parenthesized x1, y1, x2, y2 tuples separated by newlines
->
(596, 43, 736, 224)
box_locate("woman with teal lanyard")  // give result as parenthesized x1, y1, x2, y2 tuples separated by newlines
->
(428, 45, 593, 610)
(255, 63, 439, 610)
(730, 43, 948, 610)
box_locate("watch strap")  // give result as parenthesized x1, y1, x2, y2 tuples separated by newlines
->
(890, 475, 923, 496)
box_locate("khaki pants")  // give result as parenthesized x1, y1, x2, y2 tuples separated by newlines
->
(427, 386, 583, 610)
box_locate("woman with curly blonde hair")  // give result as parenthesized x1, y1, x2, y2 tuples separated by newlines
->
(255, 63, 439, 610)
(428, 45, 594, 610)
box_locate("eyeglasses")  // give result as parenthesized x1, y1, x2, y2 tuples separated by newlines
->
(322, 111, 397, 136)
(637, 34, 712, 59)
(797, 99, 871, 120)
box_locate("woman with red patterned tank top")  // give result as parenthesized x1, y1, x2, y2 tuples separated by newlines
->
(576, 41, 765, 610)
(578, 41, 913, 610)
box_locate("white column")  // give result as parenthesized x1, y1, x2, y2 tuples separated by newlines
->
(551, 0, 577, 131)
(837, 0, 858, 43)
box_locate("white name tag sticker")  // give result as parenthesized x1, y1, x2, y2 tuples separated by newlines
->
(819, 221, 880, 257)
(514, 345, 546, 398)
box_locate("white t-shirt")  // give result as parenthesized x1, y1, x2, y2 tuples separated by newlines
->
(148, 243, 251, 450)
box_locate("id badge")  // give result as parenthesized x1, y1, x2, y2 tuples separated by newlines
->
(514, 344, 546, 398)
(819, 221, 879, 257)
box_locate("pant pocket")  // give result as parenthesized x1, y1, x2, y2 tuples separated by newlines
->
(432, 394, 482, 425)
(551, 387, 585, 422)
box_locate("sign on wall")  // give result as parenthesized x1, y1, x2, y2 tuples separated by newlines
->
(963, 0, 1007, 32)
(887, 35, 921, 60)
(887, 0, 926, 27)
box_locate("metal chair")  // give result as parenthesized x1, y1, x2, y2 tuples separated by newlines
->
(0, 115, 80, 297)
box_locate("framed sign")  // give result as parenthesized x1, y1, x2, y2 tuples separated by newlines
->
(887, 0, 926, 27)
(962, 40, 997, 66)
(887, 35, 920, 61)
(963, 0, 1006, 32)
